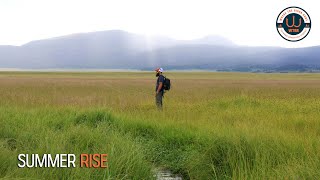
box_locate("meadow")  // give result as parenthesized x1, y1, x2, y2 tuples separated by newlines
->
(0, 71, 320, 179)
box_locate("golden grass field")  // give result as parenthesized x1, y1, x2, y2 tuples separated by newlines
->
(0, 71, 320, 179)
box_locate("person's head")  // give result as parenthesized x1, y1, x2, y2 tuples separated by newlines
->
(155, 68, 163, 77)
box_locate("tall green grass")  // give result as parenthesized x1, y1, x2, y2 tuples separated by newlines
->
(0, 72, 319, 179)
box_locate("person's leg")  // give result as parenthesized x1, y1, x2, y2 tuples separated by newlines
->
(159, 91, 163, 108)
(155, 93, 160, 108)
(156, 92, 163, 110)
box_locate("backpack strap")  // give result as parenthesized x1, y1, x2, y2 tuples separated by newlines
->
(159, 74, 165, 81)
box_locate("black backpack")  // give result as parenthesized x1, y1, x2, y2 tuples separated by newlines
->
(163, 76, 171, 91)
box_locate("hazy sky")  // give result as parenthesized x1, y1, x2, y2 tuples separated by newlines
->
(0, 0, 318, 47)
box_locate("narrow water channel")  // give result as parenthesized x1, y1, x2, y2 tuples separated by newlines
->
(154, 169, 183, 180)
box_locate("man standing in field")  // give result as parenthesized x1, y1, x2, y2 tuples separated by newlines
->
(155, 68, 165, 110)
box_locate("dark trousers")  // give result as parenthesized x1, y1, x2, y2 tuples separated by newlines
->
(155, 91, 164, 110)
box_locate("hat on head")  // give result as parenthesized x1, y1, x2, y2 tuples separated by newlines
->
(155, 67, 164, 73)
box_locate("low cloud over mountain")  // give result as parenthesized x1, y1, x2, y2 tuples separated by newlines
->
(0, 30, 319, 72)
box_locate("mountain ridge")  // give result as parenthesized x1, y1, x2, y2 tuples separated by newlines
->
(0, 30, 319, 72)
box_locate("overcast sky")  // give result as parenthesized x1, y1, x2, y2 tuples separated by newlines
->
(0, 0, 318, 47)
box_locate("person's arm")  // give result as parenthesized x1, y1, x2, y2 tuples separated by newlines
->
(156, 76, 164, 96)
(156, 82, 163, 94)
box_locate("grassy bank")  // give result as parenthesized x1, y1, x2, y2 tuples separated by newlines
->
(0, 72, 319, 179)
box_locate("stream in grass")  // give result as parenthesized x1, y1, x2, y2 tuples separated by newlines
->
(154, 169, 183, 180)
